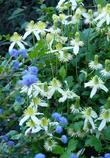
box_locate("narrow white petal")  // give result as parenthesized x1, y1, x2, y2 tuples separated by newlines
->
(31, 116, 40, 123)
(73, 45, 79, 55)
(90, 87, 97, 98)
(19, 116, 29, 126)
(40, 103, 48, 107)
(100, 84, 108, 93)
(98, 120, 106, 131)
(83, 119, 88, 130)
(23, 31, 31, 39)
(59, 95, 67, 102)
(9, 42, 15, 52)
(89, 118, 95, 130)
(34, 31, 40, 40)
(25, 127, 31, 135)
(17, 42, 25, 49)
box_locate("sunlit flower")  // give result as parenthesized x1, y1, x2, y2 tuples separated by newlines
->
(9, 32, 27, 52)
(100, 59, 110, 77)
(25, 119, 41, 135)
(57, 50, 73, 62)
(89, 55, 103, 70)
(84, 75, 108, 98)
(40, 117, 49, 131)
(82, 107, 97, 130)
(19, 106, 43, 126)
(30, 97, 48, 110)
(94, 4, 110, 27)
(98, 109, 110, 131)
(44, 139, 57, 151)
(70, 32, 84, 55)
(58, 88, 78, 102)
(82, 9, 93, 24)
(48, 78, 62, 99)
(23, 20, 47, 40)
(70, 97, 81, 113)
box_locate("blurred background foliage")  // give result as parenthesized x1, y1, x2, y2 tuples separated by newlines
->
(0, 0, 100, 55)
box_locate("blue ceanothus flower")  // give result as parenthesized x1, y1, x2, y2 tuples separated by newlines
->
(61, 135, 68, 144)
(34, 153, 46, 158)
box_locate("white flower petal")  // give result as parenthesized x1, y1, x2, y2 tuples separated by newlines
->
(17, 41, 25, 49)
(23, 31, 31, 39)
(19, 116, 29, 126)
(98, 120, 106, 131)
(90, 87, 97, 98)
(9, 42, 16, 52)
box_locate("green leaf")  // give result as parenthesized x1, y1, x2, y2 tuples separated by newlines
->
(53, 145, 64, 155)
(59, 66, 66, 79)
(67, 138, 78, 152)
(85, 136, 102, 152)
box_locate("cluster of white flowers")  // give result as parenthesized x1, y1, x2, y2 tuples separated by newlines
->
(8, 0, 110, 141)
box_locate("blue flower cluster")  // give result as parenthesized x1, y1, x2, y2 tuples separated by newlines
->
(19, 66, 38, 86)
(52, 112, 68, 144)
(9, 49, 27, 58)
(103, 153, 110, 158)
(1, 135, 15, 147)
(34, 153, 46, 158)
(52, 112, 68, 126)
(70, 153, 78, 158)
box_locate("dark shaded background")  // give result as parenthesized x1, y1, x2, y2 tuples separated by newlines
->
(0, 0, 94, 34)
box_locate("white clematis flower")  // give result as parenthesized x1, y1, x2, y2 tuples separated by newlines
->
(19, 106, 43, 126)
(23, 21, 47, 40)
(30, 97, 48, 109)
(100, 59, 110, 77)
(98, 109, 110, 131)
(84, 75, 108, 98)
(82, 107, 97, 130)
(58, 89, 78, 102)
(89, 55, 103, 71)
(94, 4, 110, 27)
(9, 32, 27, 52)
(48, 78, 62, 99)
(25, 119, 41, 135)
(70, 32, 84, 55)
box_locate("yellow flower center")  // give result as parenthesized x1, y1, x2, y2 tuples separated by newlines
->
(10, 32, 22, 42)
(25, 106, 36, 116)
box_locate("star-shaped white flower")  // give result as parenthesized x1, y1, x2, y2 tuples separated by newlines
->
(19, 106, 43, 126)
(84, 75, 108, 98)
(94, 4, 110, 27)
(48, 78, 62, 99)
(58, 89, 78, 102)
(82, 107, 97, 130)
(23, 21, 47, 40)
(98, 109, 110, 131)
(70, 32, 84, 55)
(9, 32, 27, 52)
(30, 97, 48, 110)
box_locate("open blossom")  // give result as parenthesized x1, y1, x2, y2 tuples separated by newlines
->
(100, 59, 110, 77)
(82, 107, 97, 130)
(9, 32, 27, 52)
(98, 109, 110, 131)
(56, 0, 77, 11)
(89, 55, 103, 71)
(94, 4, 110, 27)
(23, 20, 47, 40)
(19, 106, 43, 126)
(25, 119, 41, 135)
(70, 32, 84, 55)
(58, 89, 78, 102)
(48, 78, 62, 99)
(84, 75, 108, 98)
(30, 97, 48, 109)
(44, 139, 57, 151)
